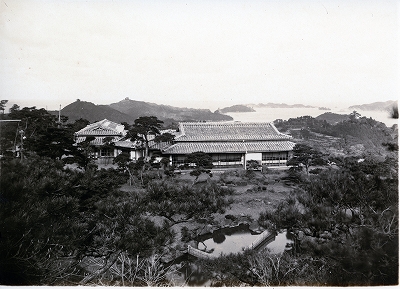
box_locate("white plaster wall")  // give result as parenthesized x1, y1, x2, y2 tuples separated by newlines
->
(246, 152, 262, 161)
(130, 150, 143, 160)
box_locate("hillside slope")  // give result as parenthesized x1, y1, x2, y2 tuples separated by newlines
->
(315, 112, 350, 124)
(218, 105, 255, 113)
(59, 100, 135, 123)
(274, 115, 396, 155)
(349, 100, 397, 111)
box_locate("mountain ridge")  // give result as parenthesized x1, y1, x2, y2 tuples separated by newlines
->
(251, 103, 315, 108)
(349, 100, 397, 111)
(109, 98, 232, 122)
(57, 98, 232, 124)
(58, 100, 135, 123)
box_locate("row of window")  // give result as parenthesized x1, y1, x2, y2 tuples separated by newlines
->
(85, 148, 114, 157)
(172, 153, 289, 165)
(91, 151, 289, 165)
(92, 148, 132, 157)
(262, 152, 288, 161)
(262, 156, 287, 161)
(172, 156, 187, 165)
(212, 153, 242, 162)
(100, 149, 114, 157)
(263, 162, 284, 166)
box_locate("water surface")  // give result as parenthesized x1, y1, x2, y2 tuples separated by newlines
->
(227, 107, 397, 127)
(197, 225, 293, 257)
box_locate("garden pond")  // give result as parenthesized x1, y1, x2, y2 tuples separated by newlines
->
(168, 224, 294, 286)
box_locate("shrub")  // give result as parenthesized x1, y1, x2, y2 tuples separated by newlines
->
(309, 168, 323, 175)
(181, 226, 192, 242)
(225, 214, 236, 221)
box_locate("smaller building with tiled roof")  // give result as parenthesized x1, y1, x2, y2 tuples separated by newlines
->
(75, 119, 126, 142)
(162, 121, 295, 168)
(74, 119, 142, 164)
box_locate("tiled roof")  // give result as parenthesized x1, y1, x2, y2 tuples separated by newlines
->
(162, 141, 296, 154)
(114, 140, 139, 148)
(75, 136, 124, 146)
(149, 140, 172, 151)
(75, 119, 126, 137)
(175, 122, 290, 142)
(147, 129, 179, 150)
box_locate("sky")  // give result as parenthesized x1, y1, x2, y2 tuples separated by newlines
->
(0, 0, 399, 111)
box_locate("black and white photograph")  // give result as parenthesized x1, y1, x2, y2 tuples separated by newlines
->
(0, 0, 398, 286)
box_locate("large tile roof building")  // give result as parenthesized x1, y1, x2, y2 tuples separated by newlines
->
(162, 122, 295, 168)
(74, 120, 295, 168)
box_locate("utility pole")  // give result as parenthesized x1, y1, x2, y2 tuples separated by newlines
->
(58, 104, 61, 124)
(243, 140, 247, 170)
(19, 129, 24, 160)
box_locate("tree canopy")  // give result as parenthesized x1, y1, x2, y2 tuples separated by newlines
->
(287, 143, 324, 175)
(128, 116, 171, 161)
(0, 155, 173, 285)
(184, 151, 214, 180)
(258, 157, 398, 285)
(0, 100, 8, 115)
(185, 151, 213, 169)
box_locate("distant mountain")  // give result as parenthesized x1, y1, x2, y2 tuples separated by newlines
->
(315, 112, 350, 124)
(251, 103, 315, 108)
(217, 105, 256, 113)
(57, 99, 233, 124)
(349, 100, 397, 111)
(109, 98, 232, 122)
(58, 100, 135, 123)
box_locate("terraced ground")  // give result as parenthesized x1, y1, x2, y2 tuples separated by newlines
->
(119, 166, 300, 262)
(170, 168, 296, 232)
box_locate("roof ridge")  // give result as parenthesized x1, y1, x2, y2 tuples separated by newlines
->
(175, 123, 186, 140)
(75, 118, 127, 136)
(180, 121, 272, 126)
(270, 122, 292, 138)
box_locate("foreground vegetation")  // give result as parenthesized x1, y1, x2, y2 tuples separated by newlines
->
(198, 157, 398, 286)
(0, 103, 398, 285)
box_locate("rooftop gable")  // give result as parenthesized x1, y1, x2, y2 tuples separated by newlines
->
(175, 122, 291, 142)
(75, 119, 127, 137)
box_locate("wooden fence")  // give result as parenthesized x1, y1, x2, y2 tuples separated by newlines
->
(187, 230, 276, 260)
(187, 245, 216, 260)
(247, 230, 276, 250)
